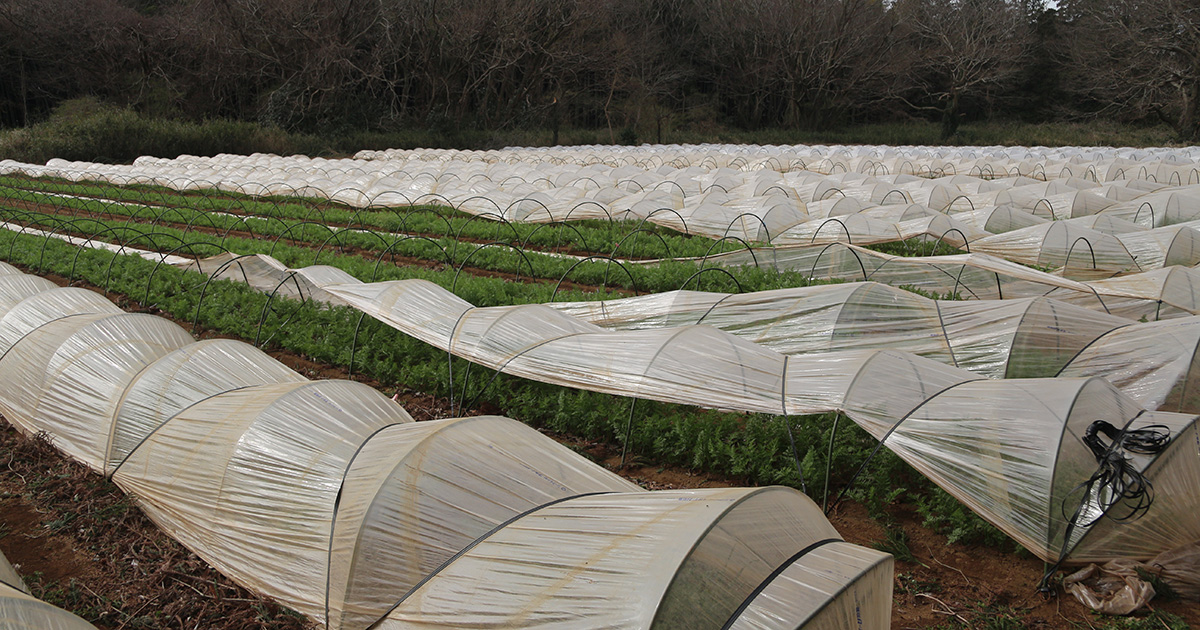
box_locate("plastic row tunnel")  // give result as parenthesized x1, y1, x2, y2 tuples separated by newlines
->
(0, 260, 892, 629)
(549, 282, 1200, 413)
(264, 272, 1195, 415)
(322, 276, 1200, 564)
(170, 250, 1200, 416)
(4, 148, 1193, 238)
(7, 182, 1200, 323)
(703, 242, 1200, 321)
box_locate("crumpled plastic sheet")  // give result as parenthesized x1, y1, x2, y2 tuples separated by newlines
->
(1064, 563, 1155, 615)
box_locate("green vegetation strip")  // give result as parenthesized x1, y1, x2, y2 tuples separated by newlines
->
(0, 204, 826, 298)
(0, 175, 747, 259)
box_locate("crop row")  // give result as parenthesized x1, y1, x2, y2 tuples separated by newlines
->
(0, 177, 970, 294)
(0, 201, 837, 298)
(0, 175, 745, 260)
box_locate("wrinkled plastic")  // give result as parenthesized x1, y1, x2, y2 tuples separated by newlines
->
(324, 278, 975, 417)
(727, 542, 894, 630)
(108, 338, 307, 474)
(327, 415, 638, 629)
(377, 488, 849, 629)
(1147, 540, 1200, 601)
(321, 278, 1200, 564)
(11, 146, 1197, 254)
(0, 312, 195, 470)
(0, 286, 121, 356)
(971, 222, 1140, 277)
(551, 283, 1127, 380)
(1064, 563, 1154, 615)
(0, 585, 100, 629)
(0, 275, 58, 317)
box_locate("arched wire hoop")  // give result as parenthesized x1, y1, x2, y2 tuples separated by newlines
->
(549, 256, 639, 301)
(451, 242, 536, 293)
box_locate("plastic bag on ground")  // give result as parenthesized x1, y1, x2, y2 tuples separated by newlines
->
(1064, 563, 1155, 615)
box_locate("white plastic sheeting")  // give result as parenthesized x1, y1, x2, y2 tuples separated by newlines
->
(0, 275, 58, 315)
(324, 278, 968, 416)
(113, 380, 417, 620)
(0, 269, 888, 630)
(25, 242, 1187, 562)
(375, 488, 866, 629)
(970, 222, 1140, 277)
(86, 246, 1198, 564)
(108, 339, 308, 474)
(549, 283, 1128, 380)
(321, 278, 1200, 564)
(324, 415, 642, 629)
(702, 242, 1199, 320)
(0, 312, 195, 470)
(0, 286, 122, 356)
(726, 542, 893, 630)
(1059, 317, 1200, 413)
(1074, 266, 1200, 320)
(545, 284, 1200, 413)
(313, 275, 1200, 415)
(0, 550, 99, 629)
(856, 377, 1200, 563)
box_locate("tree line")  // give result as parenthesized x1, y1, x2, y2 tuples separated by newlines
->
(1, 0, 1198, 141)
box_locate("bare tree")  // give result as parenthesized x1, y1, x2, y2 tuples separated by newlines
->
(683, 0, 896, 129)
(892, 0, 1034, 138)
(0, 0, 154, 123)
(1062, 0, 1200, 140)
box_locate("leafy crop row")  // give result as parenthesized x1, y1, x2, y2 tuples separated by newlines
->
(0, 175, 747, 259)
(0, 203, 825, 297)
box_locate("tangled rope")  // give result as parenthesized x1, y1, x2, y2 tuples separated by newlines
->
(1038, 418, 1172, 592)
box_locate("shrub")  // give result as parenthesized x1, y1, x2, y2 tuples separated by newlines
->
(0, 98, 328, 164)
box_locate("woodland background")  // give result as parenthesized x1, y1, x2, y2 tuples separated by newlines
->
(1, 0, 1197, 159)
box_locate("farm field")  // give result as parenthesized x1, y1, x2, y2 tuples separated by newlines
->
(0, 144, 1199, 629)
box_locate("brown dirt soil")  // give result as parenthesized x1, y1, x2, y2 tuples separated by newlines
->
(0, 265, 1197, 629)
